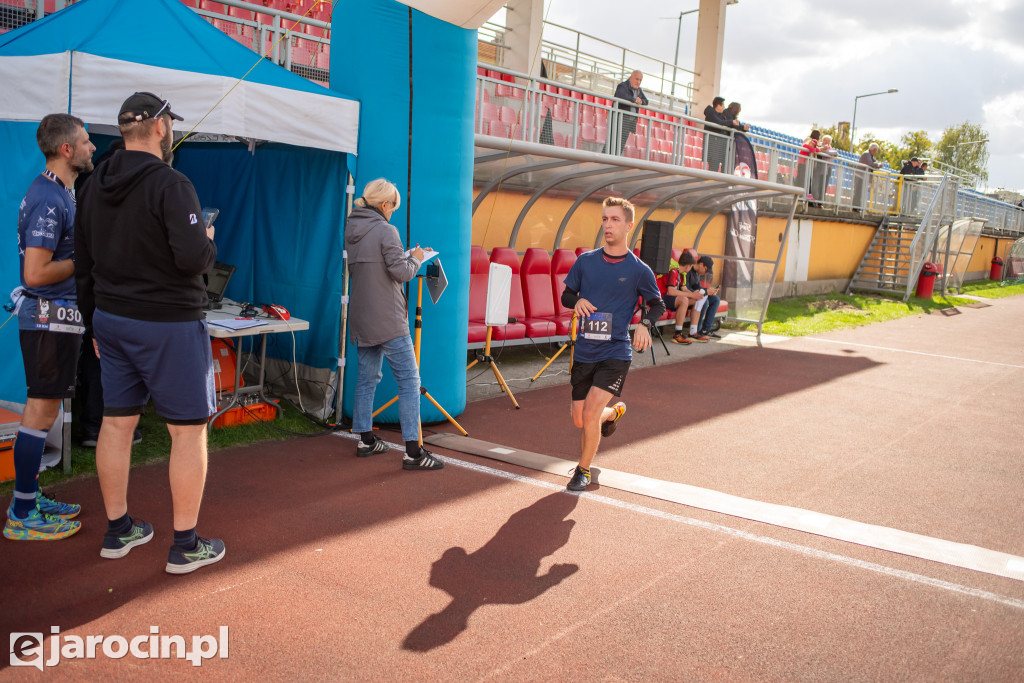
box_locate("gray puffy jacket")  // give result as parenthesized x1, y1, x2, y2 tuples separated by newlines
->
(345, 205, 422, 346)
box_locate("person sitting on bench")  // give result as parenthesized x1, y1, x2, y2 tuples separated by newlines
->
(693, 256, 720, 340)
(663, 251, 704, 344)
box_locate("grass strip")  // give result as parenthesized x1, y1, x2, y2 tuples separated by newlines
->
(726, 291, 978, 337)
(0, 400, 326, 496)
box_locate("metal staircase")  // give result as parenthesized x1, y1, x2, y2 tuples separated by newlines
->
(845, 215, 913, 295)
(847, 177, 958, 301)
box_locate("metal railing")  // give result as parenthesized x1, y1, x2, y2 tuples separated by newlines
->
(191, 0, 331, 84)
(476, 66, 732, 168)
(9, 0, 333, 84)
(477, 19, 694, 114)
(475, 66, 1024, 236)
(0, 0, 67, 32)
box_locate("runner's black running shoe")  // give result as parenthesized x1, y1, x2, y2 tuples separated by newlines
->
(567, 466, 591, 492)
(601, 402, 626, 437)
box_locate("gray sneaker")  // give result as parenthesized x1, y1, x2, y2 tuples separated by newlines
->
(166, 536, 226, 575)
(100, 518, 154, 559)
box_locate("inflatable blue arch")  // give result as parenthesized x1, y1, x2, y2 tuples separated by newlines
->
(334, 0, 481, 424)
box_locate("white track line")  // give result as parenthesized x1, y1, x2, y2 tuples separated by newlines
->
(423, 435, 1024, 582)
(805, 337, 1024, 369)
(333, 432, 1024, 611)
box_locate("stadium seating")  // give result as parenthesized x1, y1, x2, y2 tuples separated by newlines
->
(467, 246, 490, 344)
(487, 248, 528, 340)
(465, 246, 729, 345)
(550, 249, 577, 318)
(520, 249, 571, 336)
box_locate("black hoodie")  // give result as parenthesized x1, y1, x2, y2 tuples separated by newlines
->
(75, 150, 216, 331)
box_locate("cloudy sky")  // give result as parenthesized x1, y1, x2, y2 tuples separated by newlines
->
(513, 0, 1024, 192)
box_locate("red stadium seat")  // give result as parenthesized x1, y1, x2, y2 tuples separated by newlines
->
(468, 246, 490, 344)
(550, 249, 578, 316)
(487, 248, 528, 340)
(488, 121, 511, 138)
(521, 249, 570, 337)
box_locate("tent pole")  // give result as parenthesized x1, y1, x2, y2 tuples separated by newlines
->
(335, 172, 355, 426)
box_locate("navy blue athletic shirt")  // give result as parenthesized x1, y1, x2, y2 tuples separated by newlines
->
(17, 173, 77, 330)
(563, 248, 660, 363)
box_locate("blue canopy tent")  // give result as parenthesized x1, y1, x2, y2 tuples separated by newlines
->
(0, 0, 358, 413)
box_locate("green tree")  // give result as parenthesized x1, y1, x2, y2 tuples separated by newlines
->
(898, 130, 932, 165)
(853, 135, 900, 169)
(934, 121, 989, 185)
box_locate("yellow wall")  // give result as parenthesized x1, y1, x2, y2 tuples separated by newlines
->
(970, 237, 998, 275)
(806, 220, 879, 281)
(470, 190, 1013, 288)
(471, 190, 730, 254)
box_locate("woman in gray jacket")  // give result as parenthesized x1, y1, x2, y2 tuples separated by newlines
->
(345, 178, 443, 470)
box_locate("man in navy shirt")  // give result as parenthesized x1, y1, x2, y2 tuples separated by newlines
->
(6, 114, 94, 541)
(560, 197, 665, 491)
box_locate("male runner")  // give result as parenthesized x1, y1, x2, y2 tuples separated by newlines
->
(560, 197, 665, 491)
(5, 114, 94, 541)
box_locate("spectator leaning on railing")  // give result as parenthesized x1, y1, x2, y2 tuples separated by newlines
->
(853, 143, 881, 212)
(613, 70, 648, 155)
(724, 101, 750, 132)
(811, 134, 839, 205)
(797, 129, 821, 203)
(703, 96, 732, 173)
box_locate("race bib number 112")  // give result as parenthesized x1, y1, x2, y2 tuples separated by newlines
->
(580, 312, 612, 341)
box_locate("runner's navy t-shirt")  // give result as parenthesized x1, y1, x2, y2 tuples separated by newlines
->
(17, 174, 77, 329)
(563, 249, 660, 363)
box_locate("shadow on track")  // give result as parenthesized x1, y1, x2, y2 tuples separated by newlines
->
(403, 492, 580, 652)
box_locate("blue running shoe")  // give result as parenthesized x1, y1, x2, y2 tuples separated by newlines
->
(4, 506, 81, 541)
(37, 490, 81, 519)
(166, 536, 226, 574)
(100, 518, 154, 559)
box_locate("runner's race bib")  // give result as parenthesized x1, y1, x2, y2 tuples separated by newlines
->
(580, 312, 613, 341)
(32, 298, 84, 334)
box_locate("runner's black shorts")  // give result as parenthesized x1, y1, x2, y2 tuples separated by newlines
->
(570, 358, 630, 401)
(19, 330, 82, 399)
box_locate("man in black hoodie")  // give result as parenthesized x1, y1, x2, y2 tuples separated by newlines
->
(75, 92, 224, 575)
(703, 96, 732, 173)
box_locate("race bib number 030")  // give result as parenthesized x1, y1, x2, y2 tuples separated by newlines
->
(33, 298, 84, 334)
(580, 312, 613, 341)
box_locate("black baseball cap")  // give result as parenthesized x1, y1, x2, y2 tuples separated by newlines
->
(117, 91, 184, 124)
(698, 255, 714, 271)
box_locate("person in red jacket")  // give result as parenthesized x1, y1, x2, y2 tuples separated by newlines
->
(797, 129, 821, 202)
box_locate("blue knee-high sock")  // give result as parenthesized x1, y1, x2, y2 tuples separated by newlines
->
(12, 427, 47, 517)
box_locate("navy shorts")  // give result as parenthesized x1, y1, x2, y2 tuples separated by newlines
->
(93, 309, 216, 425)
(570, 358, 630, 401)
(19, 330, 81, 399)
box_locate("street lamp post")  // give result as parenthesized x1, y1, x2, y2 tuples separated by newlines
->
(850, 88, 898, 151)
(667, 1, 738, 100)
(670, 8, 699, 99)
